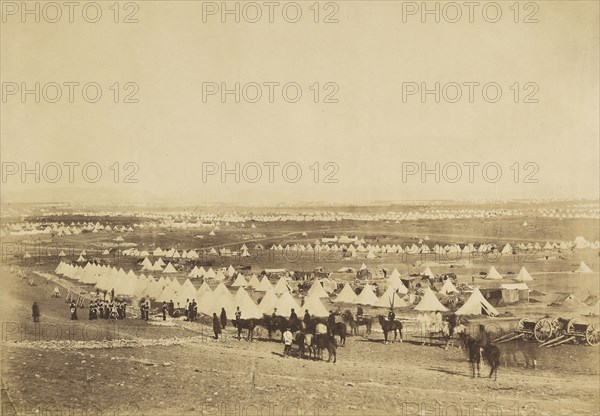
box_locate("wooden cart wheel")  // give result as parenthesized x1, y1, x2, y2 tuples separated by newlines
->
(585, 322, 600, 346)
(534, 318, 553, 342)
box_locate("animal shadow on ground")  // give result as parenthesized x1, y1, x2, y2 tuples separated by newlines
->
(426, 366, 470, 378)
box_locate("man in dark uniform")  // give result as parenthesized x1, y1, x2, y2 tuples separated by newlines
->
(327, 310, 336, 336)
(110, 288, 115, 302)
(191, 300, 197, 321)
(187, 301, 193, 321)
(89, 302, 95, 320)
(303, 309, 311, 328)
(388, 308, 395, 322)
(143, 301, 150, 321)
(289, 308, 298, 324)
(121, 300, 127, 319)
(213, 313, 222, 339)
(70, 301, 78, 320)
(357, 304, 364, 319)
(162, 302, 167, 321)
(220, 307, 227, 329)
(32, 302, 40, 323)
(168, 300, 175, 317)
(139, 298, 145, 319)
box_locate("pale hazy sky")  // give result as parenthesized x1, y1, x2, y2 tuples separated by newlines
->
(1, 1, 598, 203)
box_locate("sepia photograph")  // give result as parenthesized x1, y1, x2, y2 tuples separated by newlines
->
(1, 1, 599, 415)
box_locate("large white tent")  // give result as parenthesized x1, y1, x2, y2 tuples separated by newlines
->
(575, 261, 593, 274)
(273, 291, 301, 317)
(439, 279, 459, 295)
(354, 284, 379, 306)
(334, 284, 358, 303)
(514, 266, 534, 282)
(455, 288, 499, 316)
(413, 287, 448, 312)
(301, 295, 329, 317)
(307, 280, 329, 298)
(485, 266, 503, 280)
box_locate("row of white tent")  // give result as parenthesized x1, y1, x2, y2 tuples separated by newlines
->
(54, 261, 331, 318)
(98, 238, 600, 261)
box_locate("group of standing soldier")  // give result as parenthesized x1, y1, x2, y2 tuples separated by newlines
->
(88, 299, 127, 320)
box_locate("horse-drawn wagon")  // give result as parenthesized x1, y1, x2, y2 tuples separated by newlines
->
(495, 317, 600, 347)
(539, 318, 600, 347)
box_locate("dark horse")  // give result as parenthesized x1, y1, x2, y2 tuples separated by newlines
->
(232, 318, 259, 341)
(307, 318, 347, 346)
(259, 315, 303, 340)
(462, 334, 481, 378)
(341, 310, 373, 336)
(377, 315, 403, 344)
(305, 333, 337, 363)
(460, 333, 501, 380)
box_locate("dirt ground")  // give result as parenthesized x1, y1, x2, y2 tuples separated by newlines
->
(1, 263, 599, 416)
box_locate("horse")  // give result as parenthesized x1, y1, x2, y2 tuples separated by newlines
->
(482, 344, 501, 381)
(341, 310, 373, 336)
(306, 333, 337, 363)
(259, 315, 303, 340)
(232, 318, 258, 341)
(500, 340, 537, 369)
(292, 331, 308, 358)
(305, 318, 346, 346)
(461, 333, 481, 378)
(331, 322, 347, 346)
(377, 315, 403, 344)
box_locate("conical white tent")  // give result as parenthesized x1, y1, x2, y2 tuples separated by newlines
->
(354, 284, 379, 306)
(307, 280, 329, 298)
(485, 266, 503, 280)
(514, 266, 533, 282)
(439, 279, 459, 295)
(455, 288, 498, 316)
(273, 276, 291, 294)
(247, 274, 260, 289)
(301, 295, 329, 317)
(375, 287, 406, 308)
(273, 291, 301, 317)
(334, 284, 357, 303)
(231, 274, 248, 287)
(258, 290, 279, 315)
(421, 267, 435, 278)
(575, 261, 593, 274)
(413, 287, 448, 312)
(255, 276, 274, 292)
(386, 269, 408, 294)
(196, 281, 212, 298)
(232, 287, 263, 319)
